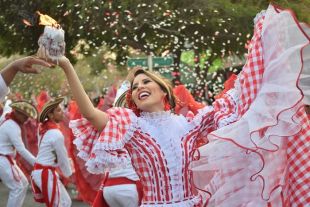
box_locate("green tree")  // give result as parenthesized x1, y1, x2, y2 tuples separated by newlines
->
(0, 0, 308, 101)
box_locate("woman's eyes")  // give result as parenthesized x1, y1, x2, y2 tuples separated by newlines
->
(143, 80, 151, 84)
(132, 79, 151, 90)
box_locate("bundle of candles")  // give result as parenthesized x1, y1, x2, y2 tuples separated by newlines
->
(37, 11, 65, 62)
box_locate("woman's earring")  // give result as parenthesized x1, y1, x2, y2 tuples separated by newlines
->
(126, 90, 141, 116)
(164, 97, 171, 111)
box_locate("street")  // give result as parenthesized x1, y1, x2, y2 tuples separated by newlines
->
(0, 181, 89, 207)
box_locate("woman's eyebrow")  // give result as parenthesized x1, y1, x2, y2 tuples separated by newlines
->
(132, 78, 151, 87)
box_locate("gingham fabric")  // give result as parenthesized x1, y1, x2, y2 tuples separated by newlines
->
(70, 4, 310, 206)
(286, 112, 310, 206)
(71, 106, 219, 206)
(237, 16, 265, 116)
(70, 108, 133, 170)
(191, 4, 310, 207)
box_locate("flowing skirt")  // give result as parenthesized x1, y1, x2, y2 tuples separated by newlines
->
(191, 4, 310, 207)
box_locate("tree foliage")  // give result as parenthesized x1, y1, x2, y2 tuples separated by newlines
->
(0, 0, 308, 100)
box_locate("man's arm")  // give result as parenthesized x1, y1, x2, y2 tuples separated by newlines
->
(53, 132, 72, 177)
(1, 56, 53, 86)
(8, 122, 35, 165)
(0, 56, 53, 100)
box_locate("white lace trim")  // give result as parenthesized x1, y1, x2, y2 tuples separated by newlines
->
(191, 106, 214, 131)
(140, 110, 172, 121)
(85, 150, 131, 174)
(216, 88, 240, 128)
(138, 111, 189, 198)
(254, 10, 266, 24)
(140, 195, 201, 207)
(69, 112, 138, 172)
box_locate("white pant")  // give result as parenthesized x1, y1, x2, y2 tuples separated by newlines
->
(0, 156, 28, 207)
(31, 169, 71, 207)
(104, 184, 139, 207)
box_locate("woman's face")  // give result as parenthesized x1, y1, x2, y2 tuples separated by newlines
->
(131, 73, 167, 112)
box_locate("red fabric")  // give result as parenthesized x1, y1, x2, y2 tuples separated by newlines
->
(65, 105, 102, 204)
(16, 119, 39, 180)
(32, 122, 60, 206)
(67, 100, 82, 120)
(67, 100, 108, 204)
(173, 85, 205, 116)
(214, 74, 237, 99)
(0, 154, 21, 182)
(36, 91, 51, 113)
(4, 111, 24, 126)
(70, 107, 215, 203)
(92, 174, 109, 207)
(97, 97, 105, 111)
(102, 85, 117, 111)
(31, 163, 59, 207)
(39, 120, 73, 188)
(285, 109, 310, 206)
(2, 112, 38, 181)
(68, 129, 102, 204)
(92, 174, 143, 207)
(39, 120, 59, 139)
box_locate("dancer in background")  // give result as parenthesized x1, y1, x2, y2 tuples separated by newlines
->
(31, 97, 72, 207)
(0, 101, 37, 207)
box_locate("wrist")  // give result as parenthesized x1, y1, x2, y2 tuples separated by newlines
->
(59, 57, 71, 72)
(9, 61, 20, 74)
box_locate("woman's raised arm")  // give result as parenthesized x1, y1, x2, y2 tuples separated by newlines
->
(58, 56, 109, 131)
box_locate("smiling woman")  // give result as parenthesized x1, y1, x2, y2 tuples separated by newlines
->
(41, 4, 310, 207)
(128, 69, 176, 114)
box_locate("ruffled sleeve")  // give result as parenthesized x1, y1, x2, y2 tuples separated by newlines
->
(190, 87, 239, 140)
(70, 107, 137, 174)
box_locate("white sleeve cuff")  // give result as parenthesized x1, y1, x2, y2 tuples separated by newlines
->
(0, 75, 9, 101)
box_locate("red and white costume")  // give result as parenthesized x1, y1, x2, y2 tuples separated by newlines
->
(0, 116, 35, 207)
(69, 82, 143, 206)
(70, 4, 309, 207)
(91, 163, 142, 207)
(70, 105, 220, 207)
(191, 5, 310, 207)
(31, 121, 72, 207)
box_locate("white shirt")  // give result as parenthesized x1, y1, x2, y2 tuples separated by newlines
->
(36, 129, 72, 177)
(0, 75, 9, 101)
(0, 99, 12, 124)
(109, 162, 139, 180)
(0, 119, 35, 165)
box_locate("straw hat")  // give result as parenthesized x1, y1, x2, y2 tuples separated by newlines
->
(113, 80, 130, 107)
(10, 101, 38, 119)
(39, 97, 64, 122)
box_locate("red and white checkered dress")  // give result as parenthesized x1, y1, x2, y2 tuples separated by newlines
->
(70, 104, 228, 207)
(70, 4, 309, 207)
(191, 4, 310, 207)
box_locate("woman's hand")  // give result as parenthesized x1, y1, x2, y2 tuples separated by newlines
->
(36, 46, 71, 72)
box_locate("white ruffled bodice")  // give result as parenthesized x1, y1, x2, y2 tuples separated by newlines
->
(138, 111, 190, 201)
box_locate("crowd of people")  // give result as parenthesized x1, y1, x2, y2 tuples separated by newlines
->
(0, 4, 309, 207)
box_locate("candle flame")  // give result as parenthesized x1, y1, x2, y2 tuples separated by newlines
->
(36, 11, 59, 28)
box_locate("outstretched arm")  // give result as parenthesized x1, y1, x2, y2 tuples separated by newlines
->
(58, 56, 109, 131)
(1, 56, 52, 86)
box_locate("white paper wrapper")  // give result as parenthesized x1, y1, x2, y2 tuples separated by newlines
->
(38, 26, 65, 61)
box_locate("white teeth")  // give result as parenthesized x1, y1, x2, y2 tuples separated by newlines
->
(139, 92, 150, 99)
